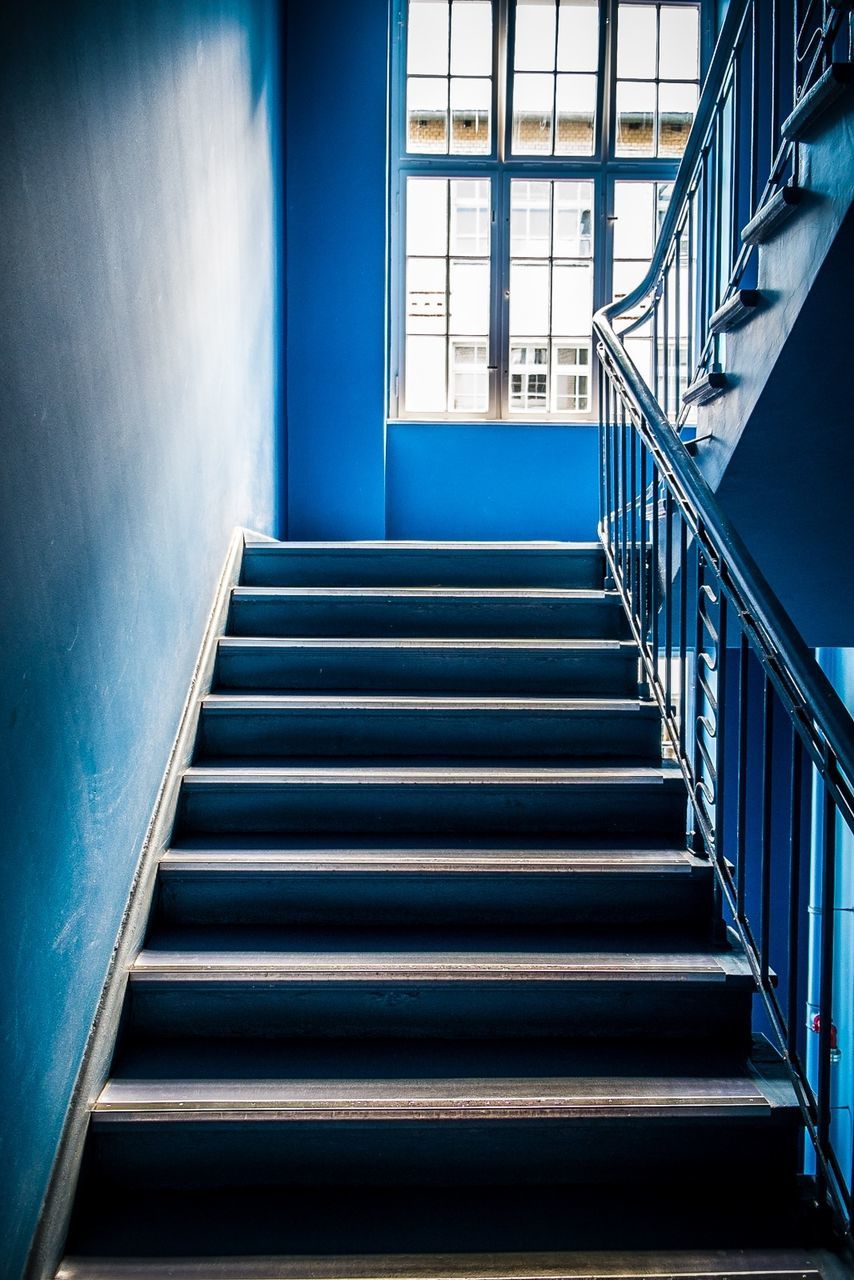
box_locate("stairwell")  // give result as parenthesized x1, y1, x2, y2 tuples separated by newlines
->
(53, 539, 847, 1277)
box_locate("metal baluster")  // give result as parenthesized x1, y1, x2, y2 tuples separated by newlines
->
(630, 414, 639, 622)
(715, 586, 729, 870)
(664, 489, 674, 728)
(736, 630, 750, 923)
(678, 518, 689, 763)
(817, 783, 837, 1184)
(760, 675, 775, 989)
(787, 727, 805, 1065)
(650, 460, 660, 690)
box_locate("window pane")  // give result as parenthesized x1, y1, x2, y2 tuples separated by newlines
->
(407, 77, 449, 152)
(450, 259, 490, 334)
(613, 258, 648, 308)
(555, 74, 596, 155)
(617, 5, 656, 79)
(451, 1, 492, 75)
(615, 80, 656, 156)
(407, 257, 447, 334)
(552, 262, 593, 333)
(510, 262, 550, 334)
(613, 181, 655, 259)
(407, 1, 450, 75)
(406, 336, 447, 411)
(511, 181, 551, 257)
(658, 81, 698, 156)
(553, 181, 593, 257)
(625, 335, 653, 386)
(450, 78, 491, 153)
(512, 73, 554, 153)
(659, 6, 700, 80)
(510, 345, 549, 411)
(553, 343, 590, 411)
(450, 341, 488, 412)
(407, 178, 448, 256)
(557, 1, 599, 72)
(514, 0, 557, 71)
(450, 179, 491, 256)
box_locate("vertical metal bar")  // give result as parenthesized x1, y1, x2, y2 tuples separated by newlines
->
(678, 518, 689, 762)
(662, 262, 670, 421)
(759, 674, 775, 988)
(674, 230, 682, 415)
(630, 412, 639, 622)
(817, 784, 837, 1170)
(650, 460, 660, 677)
(787, 727, 804, 1062)
(715, 585, 729, 865)
(736, 630, 750, 923)
(639, 441, 649, 651)
(750, 4, 760, 217)
(691, 548, 705, 834)
(620, 400, 628, 587)
(664, 490, 674, 725)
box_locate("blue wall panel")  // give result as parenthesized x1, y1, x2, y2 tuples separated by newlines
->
(285, 0, 389, 539)
(387, 425, 600, 541)
(0, 2, 280, 1274)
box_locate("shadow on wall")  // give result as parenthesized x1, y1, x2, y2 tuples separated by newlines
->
(0, 2, 282, 1276)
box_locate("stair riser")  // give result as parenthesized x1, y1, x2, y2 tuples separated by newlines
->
(228, 598, 630, 641)
(129, 981, 751, 1042)
(89, 1114, 798, 1189)
(242, 548, 605, 590)
(156, 870, 712, 928)
(177, 781, 686, 837)
(196, 708, 662, 762)
(214, 646, 640, 696)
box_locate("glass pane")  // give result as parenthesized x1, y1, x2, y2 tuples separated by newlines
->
(553, 181, 593, 257)
(511, 181, 551, 257)
(406, 335, 447, 412)
(509, 345, 549, 411)
(617, 5, 656, 79)
(557, 1, 599, 72)
(450, 341, 488, 412)
(451, 1, 492, 75)
(407, 258, 448, 334)
(613, 181, 655, 259)
(407, 77, 449, 152)
(514, 0, 557, 71)
(615, 80, 656, 156)
(450, 78, 491, 153)
(407, 178, 448, 257)
(625, 335, 653, 386)
(450, 179, 491, 256)
(512, 73, 554, 153)
(659, 6, 700, 80)
(555, 74, 596, 155)
(658, 82, 698, 156)
(407, 1, 450, 75)
(449, 259, 490, 334)
(613, 258, 648, 308)
(553, 343, 590, 411)
(510, 262, 550, 334)
(552, 261, 593, 333)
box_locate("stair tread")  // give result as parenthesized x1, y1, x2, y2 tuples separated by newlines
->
(94, 1069, 793, 1119)
(201, 695, 654, 712)
(244, 541, 603, 550)
(233, 587, 615, 599)
(160, 846, 704, 873)
(182, 765, 681, 784)
(132, 948, 752, 980)
(219, 637, 634, 649)
(55, 1248, 843, 1280)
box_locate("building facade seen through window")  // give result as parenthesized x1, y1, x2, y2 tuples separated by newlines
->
(392, 0, 705, 421)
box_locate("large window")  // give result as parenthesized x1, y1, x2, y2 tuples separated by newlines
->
(392, 0, 705, 421)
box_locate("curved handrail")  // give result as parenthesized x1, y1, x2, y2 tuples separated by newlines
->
(593, 0, 854, 816)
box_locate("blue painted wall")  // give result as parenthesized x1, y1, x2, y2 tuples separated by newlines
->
(284, 0, 601, 542)
(0, 2, 281, 1274)
(387, 425, 600, 540)
(285, 0, 389, 539)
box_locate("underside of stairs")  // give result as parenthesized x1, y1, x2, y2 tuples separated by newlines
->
(55, 541, 849, 1279)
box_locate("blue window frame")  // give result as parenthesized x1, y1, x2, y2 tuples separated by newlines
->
(390, 0, 711, 422)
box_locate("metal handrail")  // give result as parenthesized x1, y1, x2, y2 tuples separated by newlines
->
(593, 0, 854, 1234)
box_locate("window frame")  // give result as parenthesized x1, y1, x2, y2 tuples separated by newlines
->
(389, 0, 712, 424)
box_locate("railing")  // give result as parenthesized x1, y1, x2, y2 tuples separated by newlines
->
(594, 0, 854, 1239)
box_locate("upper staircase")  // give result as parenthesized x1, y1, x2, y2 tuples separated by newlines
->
(54, 540, 845, 1278)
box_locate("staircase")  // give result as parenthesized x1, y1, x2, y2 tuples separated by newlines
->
(57, 540, 843, 1277)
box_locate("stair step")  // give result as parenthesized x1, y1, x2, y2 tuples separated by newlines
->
(56, 1250, 841, 1280)
(782, 62, 854, 142)
(156, 845, 712, 926)
(708, 288, 762, 335)
(227, 588, 630, 641)
(176, 765, 686, 837)
(241, 541, 605, 589)
(741, 183, 802, 247)
(88, 1069, 798, 1187)
(128, 945, 753, 1039)
(196, 695, 662, 761)
(214, 637, 640, 695)
(682, 367, 728, 409)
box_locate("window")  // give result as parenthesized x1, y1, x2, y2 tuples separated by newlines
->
(393, 0, 705, 420)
